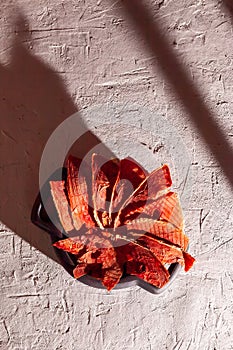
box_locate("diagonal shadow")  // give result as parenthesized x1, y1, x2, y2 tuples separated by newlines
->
(221, 0, 233, 32)
(222, 0, 233, 15)
(0, 13, 112, 262)
(117, 0, 233, 190)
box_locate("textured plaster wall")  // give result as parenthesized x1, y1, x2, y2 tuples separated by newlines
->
(0, 0, 233, 349)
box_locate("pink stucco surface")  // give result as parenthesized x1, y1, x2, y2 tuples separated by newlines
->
(0, 1, 233, 349)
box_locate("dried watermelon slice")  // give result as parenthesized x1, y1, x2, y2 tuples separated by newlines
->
(101, 263, 123, 291)
(73, 263, 88, 278)
(143, 191, 184, 230)
(53, 235, 86, 255)
(182, 251, 195, 272)
(114, 164, 172, 228)
(50, 180, 74, 233)
(135, 234, 185, 266)
(109, 157, 148, 220)
(92, 154, 120, 228)
(53, 230, 110, 255)
(126, 218, 188, 250)
(121, 242, 170, 288)
(66, 155, 95, 230)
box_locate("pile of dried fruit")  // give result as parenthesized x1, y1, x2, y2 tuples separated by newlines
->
(50, 154, 195, 291)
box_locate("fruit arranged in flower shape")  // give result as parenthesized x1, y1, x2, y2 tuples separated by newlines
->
(50, 154, 195, 291)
